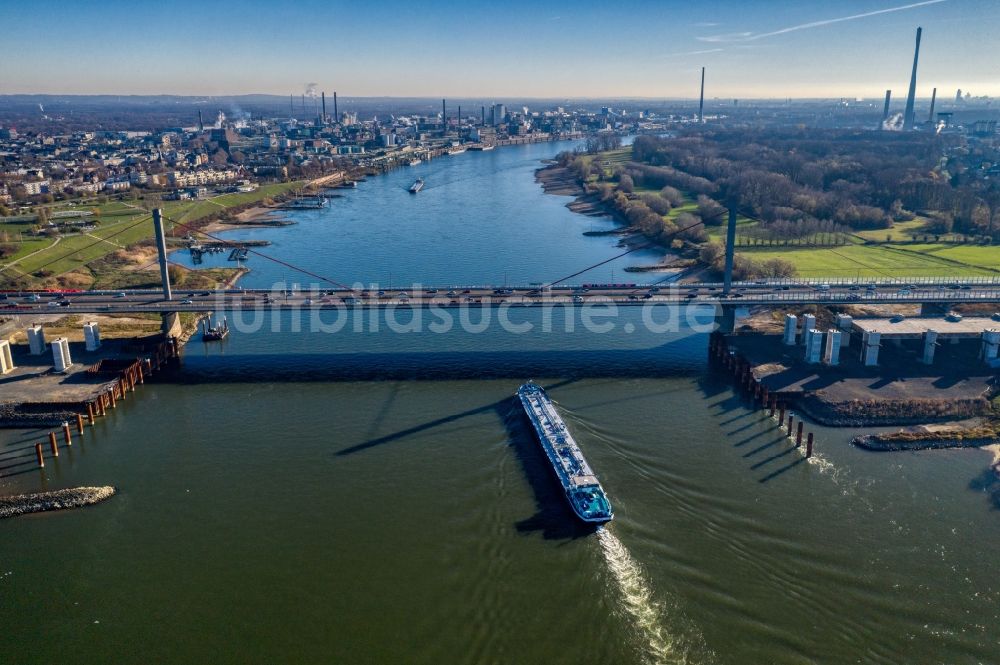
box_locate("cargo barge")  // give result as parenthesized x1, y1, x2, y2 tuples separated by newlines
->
(517, 382, 613, 523)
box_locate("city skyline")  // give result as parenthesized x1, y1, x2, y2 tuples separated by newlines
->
(1, 0, 997, 99)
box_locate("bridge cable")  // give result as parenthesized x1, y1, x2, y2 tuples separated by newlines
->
(541, 213, 720, 289)
(161, 215, 358, 292)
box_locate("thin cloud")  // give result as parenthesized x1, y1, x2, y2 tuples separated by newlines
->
(660, 48, 725, 58)
(697, 0, 947, 42)
(694, 22, 719, 27)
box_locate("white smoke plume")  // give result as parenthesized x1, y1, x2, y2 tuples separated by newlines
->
(882, 112, 904, 131)
(215, 110, 226, 129)
(304, 83, 319, 99)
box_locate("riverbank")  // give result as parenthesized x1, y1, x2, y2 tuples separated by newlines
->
(720, 330, 998, 429)
(535, 162, 679, 273)
(0, 312, 186, 427)
(0, 486, 115, 519)
(853, 429, 998, 451)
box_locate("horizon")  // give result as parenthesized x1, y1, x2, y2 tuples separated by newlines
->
(1, 0, 998, 98)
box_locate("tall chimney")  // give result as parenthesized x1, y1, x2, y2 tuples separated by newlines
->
(881, 89, 892, 129)
(698, 67, 706, 123)
(198, 110, 204, 132)
(290, 94, 294, 116)
(903, 27, 922, 130)
(457, 105, 461, 130)
(301, 94, 305, 115)
(481, 106, 485, 125)
(442, 98, 447, 128)
(928, 87, 937, 122)
(321, 92, 327, 124)
(334, 92, 339, 122)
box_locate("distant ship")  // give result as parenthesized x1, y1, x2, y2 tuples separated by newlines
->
(409, 178, 424, 193)
(408, 158, 422, 166)
(447, 146, 467, 155)
(517, 382, 613, 523)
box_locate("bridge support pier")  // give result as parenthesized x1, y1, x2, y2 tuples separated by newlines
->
(921, 330, 938, 364)
(861, 330, 881, 366)
(805, 329, 823, 364)
(800, 314, 816, 345)
(835, 314, 853, 348)
(161, 312, 183, 339)
(715, 305, 750, 334)
(782, 314, 797, 345)
(981, 329, 1000, 364)
(823, 329, 842, 366)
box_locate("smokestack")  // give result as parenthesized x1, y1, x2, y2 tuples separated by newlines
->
(481, 106, 485, 125)
(321, 92, 327, 124)
(198, 110, 203, 132)
(334, 92, 339, 122)
(457, 105, 461, 130)
(442, 99, 447, 128)
(928, 87, 937, 122)
(881, 89, 892, 128)
(301, 94, 305, 115)
(903, 26, 922, 130)
(698, 66, 705, 123)
(290, 94, 294, 116)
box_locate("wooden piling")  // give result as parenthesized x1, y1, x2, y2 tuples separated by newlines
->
(99, 397, 107, 417)
(778, 403, 786, 425)
(76, 413, 84, 434)
(796, 421, 804, 447)
(62, 423, 72, 447)
(110, 388, 117, 408)
(48, 432, 59, 457)
(35, 443, 44, 468)
(787, 413, 794, 434)
(769, 398, 776, 417)
(806, 433, 814, 458)
(87, 402, 95, 425)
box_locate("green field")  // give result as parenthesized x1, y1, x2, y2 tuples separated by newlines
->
(0, 181, 304, 283)
(853, 218, 928, 242)
(736, 243, 1000, 278)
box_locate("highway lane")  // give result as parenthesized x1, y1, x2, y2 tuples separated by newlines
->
(5, 281, 1000, 313)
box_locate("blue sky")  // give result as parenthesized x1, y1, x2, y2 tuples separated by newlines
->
(0, 0, 996, 98)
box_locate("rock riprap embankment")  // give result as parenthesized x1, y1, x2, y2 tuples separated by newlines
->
(0, 486, 116, 519)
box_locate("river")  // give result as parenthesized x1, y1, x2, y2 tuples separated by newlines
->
(1, 141, 999, 665)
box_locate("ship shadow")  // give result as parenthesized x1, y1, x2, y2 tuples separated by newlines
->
(332, 377, 597, 539)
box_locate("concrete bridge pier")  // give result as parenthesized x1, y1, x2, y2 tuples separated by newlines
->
(861, 330, 881, 366)
(981, 329, 1000, 363)
(805, 329, 823, 364)
(161, 312, 183, 338)
(823, 329, 842, 365)
(921, 330, 938, 364)
(800, 314, 816, 345)
(783, 315, 797, 345)
(715, 305, 750, 334)
(835, 314, 853, 347)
